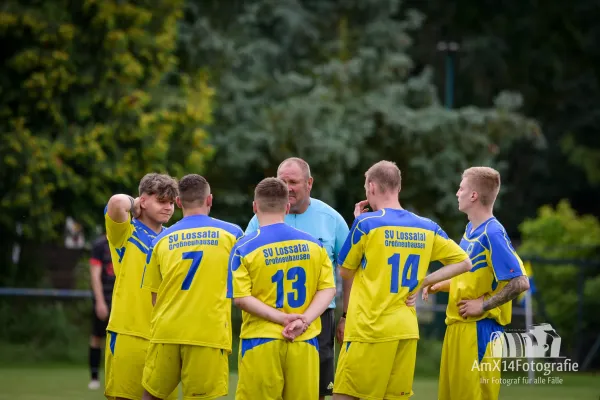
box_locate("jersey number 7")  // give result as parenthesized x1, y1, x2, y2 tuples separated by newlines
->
(181, 251, 204, 290)
(388, 253, 420, 293)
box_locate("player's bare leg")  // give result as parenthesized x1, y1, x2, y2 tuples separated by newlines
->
(142, 390, 160, 400)
(333, 395, 358, 400)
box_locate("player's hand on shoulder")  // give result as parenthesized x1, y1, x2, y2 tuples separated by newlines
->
(353, 200, 370, 218)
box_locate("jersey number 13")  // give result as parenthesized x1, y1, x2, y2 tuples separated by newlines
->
(271, 267, 306, 308)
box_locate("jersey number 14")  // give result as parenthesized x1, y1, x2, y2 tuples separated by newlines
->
(388, 253, 420, 293)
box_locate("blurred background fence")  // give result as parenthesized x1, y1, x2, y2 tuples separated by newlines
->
(1, 250, 598, 373)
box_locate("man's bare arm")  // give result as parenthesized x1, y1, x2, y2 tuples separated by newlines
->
(234, 296, 290, 325)
(303, 288, 336, 325)
(341, 276, 353, 313)
(421, 259, 472, 288)
(90, 265, 106, 306)
(431, 279, 451, 293)
(340, 267, 356, 280)
(483, 275, 530, 311)
(106, 194, 139, 223)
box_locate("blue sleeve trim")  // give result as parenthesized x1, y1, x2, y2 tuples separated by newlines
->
(435, 225, 450, 240)
(226, 245, 242, 299)
(337, 218, 362, 266)
(487, 231, 523, 280)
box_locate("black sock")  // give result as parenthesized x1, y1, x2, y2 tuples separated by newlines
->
(89, 347, 101, 380)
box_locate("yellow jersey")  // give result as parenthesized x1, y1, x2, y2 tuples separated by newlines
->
(142, 215, 243, 351)
(228, 223, 336, 342)
(338, 208, 468, 342)
(105, 211, 162, 339)
(446, 217, 526, 326)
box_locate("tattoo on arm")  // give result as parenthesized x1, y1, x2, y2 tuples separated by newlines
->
(482, 275, 529, 312)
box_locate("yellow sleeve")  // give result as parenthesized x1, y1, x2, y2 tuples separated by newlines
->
(142, 244, 162, 293)
(231, 251, 252, 298)
(431, 226, 469, 265)
(337, 218, 366, 271)
(317, 247, 336, 290)
(104, 211, 133, 249)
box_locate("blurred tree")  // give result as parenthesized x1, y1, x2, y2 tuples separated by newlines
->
(518, 200, 600, 359)
(0, 1, 214, 286)
(0, 0, 214, 246)
(180, 0, 542, 236)
(407, 0, 600, 236)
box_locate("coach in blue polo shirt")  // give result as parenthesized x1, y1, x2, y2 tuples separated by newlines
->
(245, 157, 350, 399)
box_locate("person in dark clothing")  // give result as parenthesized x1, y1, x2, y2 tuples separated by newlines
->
(88, 235, 115, 390)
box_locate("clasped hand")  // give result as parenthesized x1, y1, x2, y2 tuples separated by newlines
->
(281, 314, 309, 342)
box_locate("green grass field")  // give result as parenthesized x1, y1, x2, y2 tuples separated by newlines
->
(0, 366, 598, 400)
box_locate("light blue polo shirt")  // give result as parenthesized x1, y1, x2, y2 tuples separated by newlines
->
(245, 198, 349, 309)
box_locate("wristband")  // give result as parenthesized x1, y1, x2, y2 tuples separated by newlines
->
(341, 312, 347, 319)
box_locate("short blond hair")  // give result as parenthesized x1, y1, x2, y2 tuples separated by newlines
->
(365, 161, 401, 193)
(254, 177, 289, 213)
(462, 167, 501, 206)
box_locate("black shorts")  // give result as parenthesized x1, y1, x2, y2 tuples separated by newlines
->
(318, 308, 336, 396)
(91, 303, 110, 338)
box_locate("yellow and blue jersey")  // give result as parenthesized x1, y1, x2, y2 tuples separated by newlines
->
(143, 215, 243, 351)
(337, 208, 468, 342)
(227, 223, 336, 342)
(245, 198, 349, 309)
(446, 217, 526, 326)
(105, 210, 162, 339)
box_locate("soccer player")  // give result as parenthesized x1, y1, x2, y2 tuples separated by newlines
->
(333, 161, 473, 400)
(104, 173, 179, 400)
(245, 157, 348, 398)
(88, 233, 115, 390)
(230, 177, 337, 400)
(141, 174, 243, 400)
(425, 167, 530, 400)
